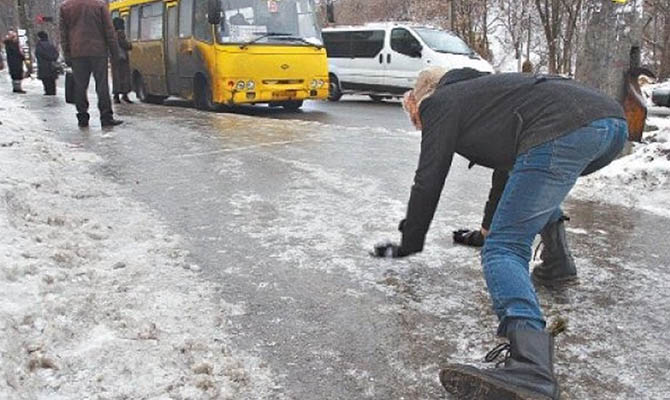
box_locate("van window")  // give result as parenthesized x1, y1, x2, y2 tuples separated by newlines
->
(129, 6, 140, 40)
(140, 2, 163, 40)
(413, 28, 472, 55)
(179, 0, 194, 37)
(391, 28, 421, 57)
(351, 30, 384, 58)
(323, 31, 351, 58)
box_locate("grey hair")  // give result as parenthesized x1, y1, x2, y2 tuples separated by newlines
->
(413, 66, 448, 107)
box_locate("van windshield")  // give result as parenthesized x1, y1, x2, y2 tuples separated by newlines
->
(217, 0, 322, 46)
(414, 28, 473, 55)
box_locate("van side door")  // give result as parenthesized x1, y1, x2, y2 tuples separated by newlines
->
(386, 28, 424, 92)
(345, 30, 386, 91)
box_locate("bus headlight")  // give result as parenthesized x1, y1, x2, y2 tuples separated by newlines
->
(310, 79, 319, 89)
(235, 80, 246, 91)
(317, 79, 325, 88)
(246, 80, 256, 90)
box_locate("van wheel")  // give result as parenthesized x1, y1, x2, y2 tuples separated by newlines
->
(135, 73, 165, 104)
(328, 74, 342, 102)
(281, 100, 303, 111)
(369, 95, 385, 102)
(194, 76, 217, 111)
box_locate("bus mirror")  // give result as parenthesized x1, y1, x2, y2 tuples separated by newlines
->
(208, 0, 222, 25)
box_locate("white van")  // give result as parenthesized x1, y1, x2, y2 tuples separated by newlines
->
(322, 22, 494, 101)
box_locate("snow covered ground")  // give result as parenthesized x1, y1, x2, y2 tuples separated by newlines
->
(1, 75, 669, 399)
(0, 88, 281, 399)
(572, 94, 670, 217)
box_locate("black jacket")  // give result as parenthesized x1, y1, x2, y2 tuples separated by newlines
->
(400, 69, 625, 254)
(3, 39, 24, 80)
(35, 39, 60, 80)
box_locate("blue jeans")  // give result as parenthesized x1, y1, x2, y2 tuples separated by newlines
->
(482, 118, 628, 336)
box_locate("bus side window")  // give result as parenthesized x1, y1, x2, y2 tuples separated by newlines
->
(179, 0, 194, 38)
(130, 6, 140, 41)
(111, 10, 120, 20)
(193, 0, 212, 42)
(123, 14, 130, 37)
(140, 2, 163, 41)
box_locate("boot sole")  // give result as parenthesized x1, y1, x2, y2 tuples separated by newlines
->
(531, 273, 578, 288)
(440, 366, 554, 400)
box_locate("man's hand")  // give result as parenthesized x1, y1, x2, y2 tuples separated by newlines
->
(452, 229, 485, 247)
(371, 242, 408, 258)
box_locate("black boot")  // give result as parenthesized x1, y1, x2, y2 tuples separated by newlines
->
(77, 113, 90, 128)
(532, 216, 577, 286)
(122, 94, 134, 104)
(440, 329, 560, 400)
(114, 94, 121, 104)
(101, 118, 123, 127)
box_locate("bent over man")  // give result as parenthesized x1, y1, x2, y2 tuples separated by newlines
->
(373, 67, 627, 400)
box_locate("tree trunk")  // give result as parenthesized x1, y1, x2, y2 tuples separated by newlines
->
(660, 14, 670, 80)
(575, 0, 641, 102)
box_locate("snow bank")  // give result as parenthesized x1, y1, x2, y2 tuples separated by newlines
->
(0, 96, 280, 398)
(572, 116, 670, 217)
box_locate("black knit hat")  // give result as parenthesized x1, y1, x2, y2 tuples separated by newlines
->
(37, 31, 48, 40)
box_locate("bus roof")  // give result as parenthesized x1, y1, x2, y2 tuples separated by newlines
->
(109, 0, 167, 11)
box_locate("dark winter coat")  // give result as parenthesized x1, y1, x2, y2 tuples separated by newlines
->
(59, 0, 119, 61)
(399, 69, 626, 254)
(112, 29, 132, 94)
(35, 39, 60, 80)
(3, 38, 24, 80)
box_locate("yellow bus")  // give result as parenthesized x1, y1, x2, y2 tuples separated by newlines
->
(109, 0, 329, 111)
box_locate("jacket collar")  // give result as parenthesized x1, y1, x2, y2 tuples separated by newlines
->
(438, 68, 490, 88)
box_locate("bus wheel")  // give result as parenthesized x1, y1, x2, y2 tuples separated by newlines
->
(194, 76, 216, 111)
(281, 100, 303, 111)
(328, 74, 342, 102)
(135, 74, 164, 104)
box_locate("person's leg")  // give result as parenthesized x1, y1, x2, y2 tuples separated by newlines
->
(91, 57, 114, 123)
(46, 79, 56, 95)
(71, 58, 92, 126)
(440, 118, 628, 400)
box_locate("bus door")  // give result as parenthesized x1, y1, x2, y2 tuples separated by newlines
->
(165, 2, 180, 94)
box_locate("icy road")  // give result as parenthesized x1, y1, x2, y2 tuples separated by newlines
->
(1, 79, 669, 399)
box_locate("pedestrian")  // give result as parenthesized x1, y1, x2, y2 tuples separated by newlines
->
(111, 17, 133, 104)
(35, 31, 60, 96)
(59, 0, 123, 128)
(372, 67, 628, 400)
(3, 30, 26, 94)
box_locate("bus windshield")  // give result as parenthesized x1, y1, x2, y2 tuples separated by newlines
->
(413, 28, 473, 55)
(218, 0, 322, 46)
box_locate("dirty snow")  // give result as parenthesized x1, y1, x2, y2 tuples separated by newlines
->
(572, 115, 670, 217)
(0, 91, 281, 399)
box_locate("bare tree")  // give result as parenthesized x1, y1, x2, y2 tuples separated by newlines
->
(643, 0, 670, 80)
(497, 0, 533, 71)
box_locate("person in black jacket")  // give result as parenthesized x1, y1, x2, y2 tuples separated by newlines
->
(35, 31, 60, 96)
(111, 17, 133, 104)
(3, 30, 26, 93)
(372, 67, 628, 400)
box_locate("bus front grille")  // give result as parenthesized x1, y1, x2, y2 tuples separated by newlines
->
(262, 79, 304, 85)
